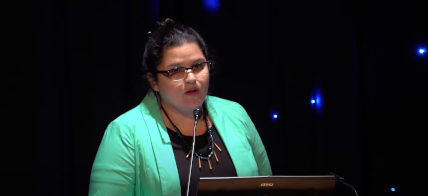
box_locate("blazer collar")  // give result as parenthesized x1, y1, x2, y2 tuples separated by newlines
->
(139, 90, 179, 196)
(140, 90, 171, 143)
(140, 90, 221, 144)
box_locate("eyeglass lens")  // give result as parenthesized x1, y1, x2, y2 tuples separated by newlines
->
(170, 62, 209, 81)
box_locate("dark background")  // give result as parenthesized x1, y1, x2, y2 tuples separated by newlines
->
(20, 0, 427, 195)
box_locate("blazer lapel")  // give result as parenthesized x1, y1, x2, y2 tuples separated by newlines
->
(141, 91, 181, 196)
(206, 96, 258, 177)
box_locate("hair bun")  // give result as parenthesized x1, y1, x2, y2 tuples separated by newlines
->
(157, 18, 176, 27)
(155, 18, 178, 34)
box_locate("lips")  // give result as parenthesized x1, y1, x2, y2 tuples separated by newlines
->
(186, 88, 199, 93)
(185, 88, 200, 96)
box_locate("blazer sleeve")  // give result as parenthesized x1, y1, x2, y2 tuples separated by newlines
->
(89, 121, 136, 196)
(240, 105, 273, 176)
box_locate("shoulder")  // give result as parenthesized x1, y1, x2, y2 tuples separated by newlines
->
(207, 95, 245, 110)
(113, 105, 143, 125)
(104, 105, 144, 136)
(206, 95, 250, 121)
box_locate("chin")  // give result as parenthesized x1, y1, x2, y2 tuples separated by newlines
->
(185, 96, 205, 107)
(189, 100, 204, 107)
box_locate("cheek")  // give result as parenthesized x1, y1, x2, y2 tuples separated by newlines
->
(159, 80, 183, 96)
(198, 76, 210, 89)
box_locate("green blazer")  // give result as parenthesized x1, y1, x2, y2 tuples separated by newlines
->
(89, 91, 272, 196)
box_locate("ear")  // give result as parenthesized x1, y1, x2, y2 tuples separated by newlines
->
(147, 72, 159, 92)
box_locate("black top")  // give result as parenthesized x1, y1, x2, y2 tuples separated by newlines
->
(167, 125, 237, 196)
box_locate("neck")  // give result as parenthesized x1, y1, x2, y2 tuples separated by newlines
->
(160, 101, 199, 120)
(159, 101, 207, 136)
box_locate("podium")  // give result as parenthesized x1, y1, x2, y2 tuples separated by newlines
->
(197, 175, 336, 196)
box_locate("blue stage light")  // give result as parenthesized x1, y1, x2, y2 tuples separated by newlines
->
(310, 96, 321, 106)
(391, 187, 395, 192)
(203, 0, 220, 13)
(273, 114, 278, 119)
(310, 89, 323, 114)
(419, 49, 425, 54)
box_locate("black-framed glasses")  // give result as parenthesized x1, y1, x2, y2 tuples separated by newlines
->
(156, 61, 212, 81)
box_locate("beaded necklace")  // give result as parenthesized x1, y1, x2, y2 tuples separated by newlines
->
(161, 105, 222, 170)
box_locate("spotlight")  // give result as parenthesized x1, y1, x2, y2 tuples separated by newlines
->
(203, 0, 220, 13)
(391, 187, 395, 192)
(419, 49, 425, 54)
(311, 100, 316, 104)
(273, 114, 278, 119)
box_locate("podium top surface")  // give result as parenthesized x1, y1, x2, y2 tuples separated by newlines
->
(198, 175, 336, 196)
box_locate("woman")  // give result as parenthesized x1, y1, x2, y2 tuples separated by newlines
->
(89, 18, 272, 196)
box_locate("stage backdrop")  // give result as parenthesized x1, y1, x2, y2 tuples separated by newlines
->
(35, 0, 427, 195)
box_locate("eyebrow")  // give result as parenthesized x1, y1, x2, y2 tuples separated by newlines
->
(167, 58, 206, 68)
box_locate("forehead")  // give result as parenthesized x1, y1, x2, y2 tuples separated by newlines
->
(159, 42, 205, 68)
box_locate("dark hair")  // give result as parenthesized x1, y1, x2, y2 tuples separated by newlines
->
(142, 18, 212, 82)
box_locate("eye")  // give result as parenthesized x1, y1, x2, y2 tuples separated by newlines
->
(169, 68, 180, 74)
(193, 63, 203, 69)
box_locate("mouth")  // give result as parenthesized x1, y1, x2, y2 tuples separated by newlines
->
(185, 88, 200, 95)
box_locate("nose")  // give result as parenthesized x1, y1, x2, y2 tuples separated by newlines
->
(184, 69, 197, 83)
